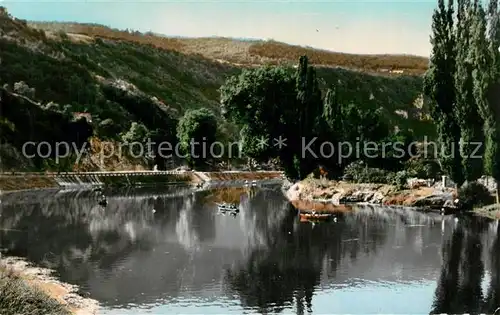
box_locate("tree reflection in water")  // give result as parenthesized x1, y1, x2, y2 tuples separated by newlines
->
(224, 204, 395, 314)
(430, 215, 497, 314)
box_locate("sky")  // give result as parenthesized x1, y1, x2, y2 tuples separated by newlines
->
(1, 1, 438, 57)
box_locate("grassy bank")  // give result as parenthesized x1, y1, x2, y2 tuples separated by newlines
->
(0, 175, 59, 192)
(0, 266, 71, 315)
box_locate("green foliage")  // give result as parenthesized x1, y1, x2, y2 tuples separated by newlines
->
(13, 81, 35, 99)
(0, 143, 34, 171)
(220, 65, 298, 173)
(0, 13, 429, 172)
(176, 108, 218, 168)
(0, 88, 93, 169)
(458, 181, 494, 210)
(391, 170, 410, 190)
(221, 55, 416, 179)
(97, 118, 121, 139)
(315, 67, 431, 138)
(342, 160, 392, 184)
(404, 157, 442, 179)
(455, 0, 484, 182)
(424, 0, 464, 187)
(322, 88, 340, 134)
(121, 122, 150, 144)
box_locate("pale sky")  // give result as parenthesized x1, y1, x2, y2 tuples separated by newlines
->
(2, 0, 437, 57)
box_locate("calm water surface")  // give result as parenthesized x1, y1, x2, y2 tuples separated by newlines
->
(1, 184, 500, 314)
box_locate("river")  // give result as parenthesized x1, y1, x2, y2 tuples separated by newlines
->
(0, 184, 499, 314)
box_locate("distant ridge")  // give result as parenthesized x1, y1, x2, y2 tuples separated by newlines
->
(28, 20, 429, 75)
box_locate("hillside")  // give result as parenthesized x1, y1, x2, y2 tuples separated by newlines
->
(0, 8, 433, 171)
(29, 21, 429, 75)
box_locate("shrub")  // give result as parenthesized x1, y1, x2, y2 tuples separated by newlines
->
(404, 157, 442, 179)
(390, 170, 410, 190)
(98, 118, 121, 139)
(0, 268, 71, 315)
(458, 182, 494, 210)
(13, 81, 35, 99)
(342, 160, 392, 184)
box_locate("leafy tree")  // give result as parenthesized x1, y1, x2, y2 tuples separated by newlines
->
(13, 81, 35, 99)
(121, 121, 151, 158)
(291, 56, 324, 178)
(424, 0, 464, 187)
(322, 88, 341, 133)
(473, 0, 500, 202)
(221, 56, 395, 179)
(220, 65, 298, 177)
(176, 108, 218, 169)
(98, 118, 121, 139)
(122, 121, 150, 144)
(455, 0, 484, 182)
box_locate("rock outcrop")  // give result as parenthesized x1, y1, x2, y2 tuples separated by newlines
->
(284, 179, 457, 211)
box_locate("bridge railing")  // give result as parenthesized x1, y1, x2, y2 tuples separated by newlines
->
(0, 170, 284, 176)
(0, 170, 188, 177)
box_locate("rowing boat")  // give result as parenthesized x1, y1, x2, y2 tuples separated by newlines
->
(216, 203, 239, 211)
(299, 212, 333, 221)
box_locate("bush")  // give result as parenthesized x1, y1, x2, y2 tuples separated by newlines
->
(13, 81, 35, 99)
(98, 118, 121, 139)
(0, 268, 71, 315)
(458, 182, 494, 210)
(404, 157, 441, 179)
(342, 160, 392, 184)
(390, 170, 410, 190)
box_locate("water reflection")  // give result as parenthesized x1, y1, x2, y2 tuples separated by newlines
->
(1, 187, 500, 314)
(431, 215, 499, 315)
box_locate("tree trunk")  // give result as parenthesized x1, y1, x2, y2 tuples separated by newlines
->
(496, 184, 500, 204)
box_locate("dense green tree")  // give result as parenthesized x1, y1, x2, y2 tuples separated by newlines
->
(473, 0, 500, 202)
(322, 88, 340, 133)
(121, 122, 150, 144)
(455, 0, 484, 182)
(220, 64, 300, 178)
(424, 0, 464, 187)
(220, 56, 395, 179)
(292, 56, 324, 178)
(176, 108, 218, 169)
(121, 121, 152, 159)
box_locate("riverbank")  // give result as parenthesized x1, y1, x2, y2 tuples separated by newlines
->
(0, 171, 284, 193)
(284, 178, 457, 213)
(0, 175, 60, 192)
(474, 204, 500, 219)
(0, 256, 98, 315)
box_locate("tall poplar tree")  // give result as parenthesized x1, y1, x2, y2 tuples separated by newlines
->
(473, 0, 500, 203)
(294, 55, 323, 178)
(424, 0, 465, 187)
(455, 0, 484, 182)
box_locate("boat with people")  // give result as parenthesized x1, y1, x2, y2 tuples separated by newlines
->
(216, 202, 239, 211)
(299, 211, 336, 222)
